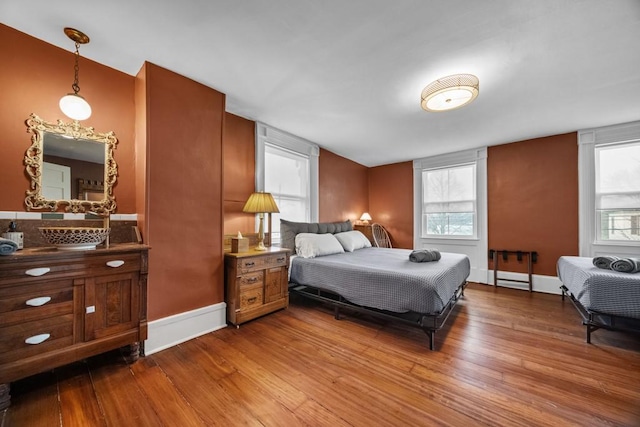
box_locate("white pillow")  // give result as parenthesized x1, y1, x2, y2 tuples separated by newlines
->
(334, 230, 372, 252)
(295, 233, 345, 258)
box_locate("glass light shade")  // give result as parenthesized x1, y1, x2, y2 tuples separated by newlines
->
(360, 212, 372, 221)
(59, 93, 92, 121)
(423, 88, 477, 111)
(421, 74, 479, 112)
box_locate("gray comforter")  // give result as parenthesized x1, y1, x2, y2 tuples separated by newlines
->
(557, 256, 640, 319)
(290, 247, 470, 314)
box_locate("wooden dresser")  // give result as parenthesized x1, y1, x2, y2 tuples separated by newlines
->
(353, 224, 375, 245)
(0, 243, 149, 409)
(225, 247, 290, 326)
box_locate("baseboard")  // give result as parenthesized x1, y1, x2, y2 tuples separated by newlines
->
(144, 302, 227, 355)
(483, 270, 563, 295)
(469, 267, 488, 285)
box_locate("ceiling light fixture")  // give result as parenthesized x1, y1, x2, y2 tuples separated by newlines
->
(421, 74, 479, 112)
(59, 27, 92, 121)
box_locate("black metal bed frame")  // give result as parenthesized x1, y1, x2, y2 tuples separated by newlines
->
(289, 281, 467, 350)
(560, 285, 640, 343)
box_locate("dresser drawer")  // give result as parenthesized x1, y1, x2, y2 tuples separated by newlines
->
(0, 314, 74, 364)
(239, 283, 263, 310)
(238, 271, 263, 287)
(236, 253, 288, 273)
(0, 253, 141, 284)
(0, 279, 73, 326)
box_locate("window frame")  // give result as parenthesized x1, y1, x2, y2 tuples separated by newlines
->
(578, 120, 640, 256)
(413, 147, 488, 284)
(255, 122, 319, 245)
(420, 162, 478, 239)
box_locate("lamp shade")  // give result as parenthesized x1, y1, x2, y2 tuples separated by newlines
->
(242, 192, 280, 214)
(421, 74, 479, 112)
(360, 212, 372, 222)
(59, 93, 92, 121)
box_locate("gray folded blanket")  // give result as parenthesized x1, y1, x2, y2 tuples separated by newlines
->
(610, 258, 640, 274)
(592, 256, 619, 270)
(0, 238, 18, 256)
(409, 248, 441, 263)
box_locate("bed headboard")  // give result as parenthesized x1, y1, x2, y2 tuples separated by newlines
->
(280, 219, 352, 254)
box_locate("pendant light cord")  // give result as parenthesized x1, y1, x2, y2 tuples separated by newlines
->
(72, 41, 81, 95)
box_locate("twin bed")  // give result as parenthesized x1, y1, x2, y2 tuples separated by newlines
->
(557, 256, 640, 342)
(282, 220, 470, 350)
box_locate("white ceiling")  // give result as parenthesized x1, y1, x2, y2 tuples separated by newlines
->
(2, 1, 640, 167)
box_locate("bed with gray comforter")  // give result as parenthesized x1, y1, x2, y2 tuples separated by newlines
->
(557, 256, 640, 342)
(281, 219, 470, 350)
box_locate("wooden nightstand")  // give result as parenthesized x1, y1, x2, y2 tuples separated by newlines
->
(224, 247, 290, 326)
(354, 224, 375, 245)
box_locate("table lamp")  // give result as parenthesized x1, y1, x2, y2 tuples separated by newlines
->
(242, 192, 280, 251)
(360, 212, 372, 225)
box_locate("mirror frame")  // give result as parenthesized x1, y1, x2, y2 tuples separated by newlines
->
(24, 113, 118, 214)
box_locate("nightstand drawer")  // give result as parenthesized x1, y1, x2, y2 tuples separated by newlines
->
(236, 253, 287, 273)
(263, 253, 288, 267)
(239, 283, 263, 310)
(238, 271, 263, 287)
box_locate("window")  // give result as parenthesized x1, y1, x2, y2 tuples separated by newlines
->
(421, 163, 476, 237)
(265, 144, 310, 243)
(256, 123, 319, 245)
(413, 148, 487, 283)
(578, 120, 640, 256)
(595, 141, 640, 242)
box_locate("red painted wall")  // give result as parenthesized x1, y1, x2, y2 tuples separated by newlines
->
(368, 162, 414, 249)
(138, 62, 225, 320)
(319, 148, 369, 223)
(487, 133, 579, 276)
(0, 24, 136, 212)
(223, 113, 255, 235)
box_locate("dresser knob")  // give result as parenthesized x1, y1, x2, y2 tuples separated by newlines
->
(245, 262, 255, 267)
(25, 333, 51, 345)
(25, 296, 52, 307)
(106, 260, 125, 268)
(25, 267, 51, 277)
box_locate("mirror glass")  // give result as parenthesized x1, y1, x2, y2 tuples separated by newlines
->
(25, 113, 118, 214)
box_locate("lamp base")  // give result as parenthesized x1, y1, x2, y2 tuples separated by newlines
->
(255, 241, 267, 251)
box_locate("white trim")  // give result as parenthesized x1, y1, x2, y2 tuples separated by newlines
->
(578, 120, 640, 257)
(0, 211, 17, 220)
(16, 212, 42, 219)
(144, 302, 227, 355)
(0, 211, 139, 220)
(484, 272, 563, 295)
(255, 122, 319, 222)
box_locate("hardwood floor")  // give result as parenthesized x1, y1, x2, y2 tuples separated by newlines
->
(2, 283, 639, 426)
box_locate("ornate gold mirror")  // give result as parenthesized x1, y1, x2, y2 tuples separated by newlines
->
(24, 113, 118, 214)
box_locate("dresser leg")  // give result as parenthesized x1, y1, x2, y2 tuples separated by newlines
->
(123, 342, 141, 364)
(0, 383, 10, 410)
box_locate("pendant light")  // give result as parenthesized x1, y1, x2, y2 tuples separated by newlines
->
(59, 27, 92, 121)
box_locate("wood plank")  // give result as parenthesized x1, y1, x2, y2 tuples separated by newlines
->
(56, 361, 107, 427)
(128, 356, 205, 426)
(86, 351, 163, 427)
